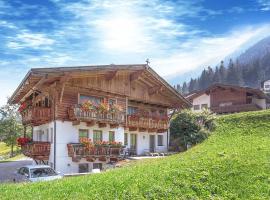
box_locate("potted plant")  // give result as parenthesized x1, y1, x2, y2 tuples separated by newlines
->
(17, 137, 32, 147)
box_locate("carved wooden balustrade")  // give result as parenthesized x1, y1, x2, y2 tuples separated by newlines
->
(68, 105, 125, 125)
(127, 115, 169, 132)
(211, 103, 261, 114)
(67, 143, 123, 163)
(21, 142, 51, 160)
(21, 107, 51, 125)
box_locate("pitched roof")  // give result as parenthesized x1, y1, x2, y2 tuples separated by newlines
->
(9, 64, 191, 108)
(187, 83, 269, 101)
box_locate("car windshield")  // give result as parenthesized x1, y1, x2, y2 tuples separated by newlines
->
(30, 168, 58, 178)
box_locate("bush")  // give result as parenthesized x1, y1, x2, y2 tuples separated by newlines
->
(170, 109, 216, 150)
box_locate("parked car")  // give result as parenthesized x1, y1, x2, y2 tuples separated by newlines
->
(14, 165, 63, 182)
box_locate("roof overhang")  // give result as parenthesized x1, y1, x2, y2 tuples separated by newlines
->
(9, 64, 191, 108)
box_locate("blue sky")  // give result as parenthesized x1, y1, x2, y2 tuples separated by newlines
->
(0, 0, 270, 105)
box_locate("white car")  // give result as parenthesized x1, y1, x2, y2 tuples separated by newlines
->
(14, 165, 63, 182)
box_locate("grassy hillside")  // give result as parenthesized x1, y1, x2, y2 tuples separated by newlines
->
(1, 110, 270, 199)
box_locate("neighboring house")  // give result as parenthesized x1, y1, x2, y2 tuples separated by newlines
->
(9, 64, 190, 174)
(186, 83, 269, 114)
(261, 79, 270, 93)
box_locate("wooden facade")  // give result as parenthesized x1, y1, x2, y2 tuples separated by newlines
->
(10, 65, 190, 160)
(187, 83, 268, 114)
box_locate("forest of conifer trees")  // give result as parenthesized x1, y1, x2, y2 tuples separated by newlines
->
(175, 50, 270, 95)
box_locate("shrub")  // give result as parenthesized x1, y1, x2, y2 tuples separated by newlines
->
(170, 109, 216, 150)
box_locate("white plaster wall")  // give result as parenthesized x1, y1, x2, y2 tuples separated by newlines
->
(32, 120, 169, 174)
(192, 93, 210, 112)
(263, 80, 270, 90)
(54, 121, 125, 174)
(33, 122, 55, 167)
(252, 98, 266, 109)
(125, 131, 168, 155)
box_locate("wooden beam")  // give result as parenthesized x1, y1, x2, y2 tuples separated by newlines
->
(72, 121, 80, 126)
(105, 70, 117, 81)
(148, 85, 162, 96)
(59, 75, 71, 104)
(130, 70, 144, 82)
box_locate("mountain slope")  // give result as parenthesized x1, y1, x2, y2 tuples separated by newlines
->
(238, 35, 270, 65)
(1, 110, 270, 199)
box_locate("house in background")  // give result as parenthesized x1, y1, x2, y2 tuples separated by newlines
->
(9, 64, 190, 174)
(261, 79, 270, 93)
(186, 83, 269, 114)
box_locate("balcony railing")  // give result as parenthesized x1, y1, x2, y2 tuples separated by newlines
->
(127, 115, 169, 131)
(21, 142, 51, 160)
(21, 107, 51, 125)
(67, 143, 123, 162)
(211, 103, 261, 114)
(68, 105, 125, 124)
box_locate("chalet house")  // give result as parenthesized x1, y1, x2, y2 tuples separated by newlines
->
(9, 64, 190, 174)
(186, 83, 269, 114)
(261, 79, 270, 93)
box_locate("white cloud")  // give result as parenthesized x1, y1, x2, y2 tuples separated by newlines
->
(258, 0, 270, 11)
(153, 24, 270, 78)
(7, 31, 55, 49)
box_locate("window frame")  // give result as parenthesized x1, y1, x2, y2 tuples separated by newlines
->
(193, 105, 200, 110)
(157, 135, 164, 146)
(78, 129, 89, 141)
(201, 104, 208, 109)
(109, 131, 115, 142)
(78, 163, 89, 173)
(124, 133, 128, 146)
(93, 130, 103, 142)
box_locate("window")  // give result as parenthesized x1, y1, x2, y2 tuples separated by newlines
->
(201, 104, 208, 109)
(79, 95, 102, 104)
(193, 105, 200, 110)
(93, 163, 102, 170)
(109, 131, 115, 142)
(50, 128, 54, 143)
(159, 110, 166, 116)
(46, 129, 49, 142)
(78, 163, 89, 173)
(93, 130, 102, 142)
(124, 133, 128, 146)
(265, 84, 270, 88)
(109, 99, 116, 105)
(158, 135, 163, 146)
(128, 106, 138, 115)
(30, 168, 57, 178)
(79, 129, 89, 140)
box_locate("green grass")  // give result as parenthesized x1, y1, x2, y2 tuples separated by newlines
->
(1, 110, 270, 199)
(0, 142, 10, 155)
(0, 142, 22, 162)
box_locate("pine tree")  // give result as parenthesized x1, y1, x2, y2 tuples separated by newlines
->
(182, 82, 188, 94)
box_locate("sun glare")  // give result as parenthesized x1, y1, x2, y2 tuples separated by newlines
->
(96, 13, 149, 52)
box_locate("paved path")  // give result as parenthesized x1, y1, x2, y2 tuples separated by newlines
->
(0, 160, 33, 183)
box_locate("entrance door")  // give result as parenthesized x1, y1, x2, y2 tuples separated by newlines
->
(130, 134, 137, 155)
(149, 135, 155, 152)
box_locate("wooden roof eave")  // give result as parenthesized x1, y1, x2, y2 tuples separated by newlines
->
(145, 66, 191, 108)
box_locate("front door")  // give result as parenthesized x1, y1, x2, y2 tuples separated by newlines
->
(130, 134, 137, 155)
(149, 135, 155, 152)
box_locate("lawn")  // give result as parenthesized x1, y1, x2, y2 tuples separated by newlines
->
(1, 110, 270, 199)
(0, 142, 22, 162)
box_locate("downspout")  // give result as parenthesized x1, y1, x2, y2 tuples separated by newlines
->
(53, 96, 57, 170)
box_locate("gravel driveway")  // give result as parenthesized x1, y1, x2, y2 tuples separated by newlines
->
(0, 159, 33, 183)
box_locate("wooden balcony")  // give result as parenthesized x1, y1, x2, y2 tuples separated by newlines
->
(127, 115, 169, 132)
(67, 143, 123, 163)
(68, 105, 125, 125)
(21, 107, 51, 125)
(21, 142, 51, 160)
(211, 103, 261, 114)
